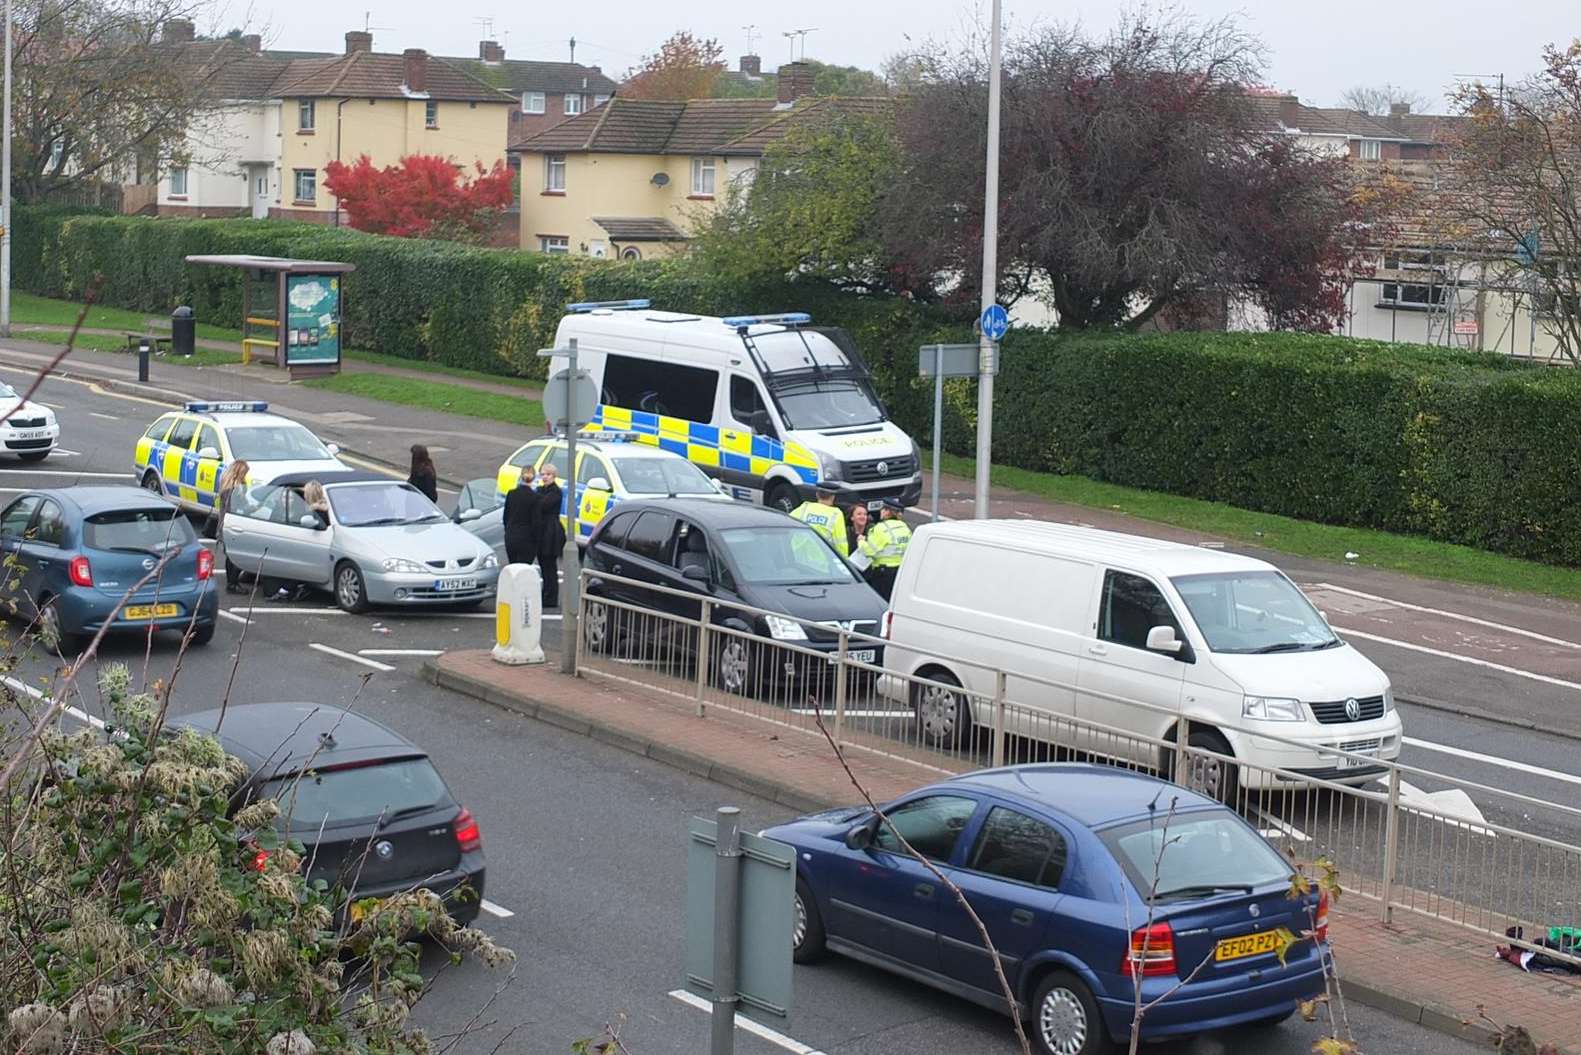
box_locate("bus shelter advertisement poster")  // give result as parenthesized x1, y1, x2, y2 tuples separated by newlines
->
(285, 275, 341, 365)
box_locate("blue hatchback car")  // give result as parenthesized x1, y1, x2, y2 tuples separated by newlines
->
(0, 487, 218, 653)
(764, 764, 1327, 1055)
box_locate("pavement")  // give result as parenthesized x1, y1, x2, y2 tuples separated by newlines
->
(429, 648, 1581, 1055)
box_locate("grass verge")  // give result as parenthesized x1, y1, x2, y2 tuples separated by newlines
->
(931, 452, 1581, 602)
(342, 348, 541, 391)
(304, 372, 543, 431)
(11, 292, 244, 342)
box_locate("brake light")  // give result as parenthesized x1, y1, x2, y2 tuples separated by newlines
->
(1123, 922, 1177, 977)
(881, 610, 892, 639)
(1315, 889, 1330, 943)
(196, 548, 213, 581)
(68, 556, 92, 587)
(453, 807, 482, 853)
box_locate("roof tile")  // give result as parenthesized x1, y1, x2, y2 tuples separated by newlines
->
(510, 96, 892, 155)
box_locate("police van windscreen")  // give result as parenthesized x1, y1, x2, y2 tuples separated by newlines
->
(774, 383, 884, 430)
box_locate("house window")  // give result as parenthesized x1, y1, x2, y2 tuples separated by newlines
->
(425, 100, 439, 128)
(594, 94, 611, 107)
(544, 154, 566, 193)
(293, 168, 316, 203)
(620, 246, 642, 261)
(169, 166, 189, 197)
(298, 100, 315, 131)
(690, 157, 716, 197)
(49, 140, 64, 169)
(1379, 282, 1447, 308)
(523, 91, 546, 114)
(539, 236, 569, 254)
(563, 93, 584, 116)
(1358, 139, 1381, 161)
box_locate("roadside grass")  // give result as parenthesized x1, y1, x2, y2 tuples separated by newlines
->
(343, 348, 542, 391)
(11, 291, 244, 342)
(931, 452, 1581, 602)
(304, 372, 543, 431)
(44, 331, 243, 366)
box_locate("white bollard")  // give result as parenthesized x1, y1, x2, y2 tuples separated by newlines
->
(491, 562, 545, 665)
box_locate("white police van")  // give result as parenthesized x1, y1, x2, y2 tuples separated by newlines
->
(546, 300, 922, 513)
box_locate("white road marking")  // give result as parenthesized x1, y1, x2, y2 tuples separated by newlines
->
(55, 449, 82, 456)
(358, 649, 443, 657)
(1314, 582, 1581, 651)
(1404, 736, 1581, 790)
(1336, 626, 1581, 695)
(89, 412, 119, 420)
(1251, 806, 1310, 843)
(0, 468, 127, 478)
(0, 675, 103, 730)
(479, 899, 515, 918)
(337, 454, 401, 478)
(38, 401, 64, 409)
(230, 606, 345, 615)
(309, 643, 395, 671)
(668, 990, 826, 1055)
(1397, 779, 1490, 830)
(217, 610, 250, 625)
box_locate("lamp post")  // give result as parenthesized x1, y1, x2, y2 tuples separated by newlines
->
(2, 0, 14, 338)
(972, 0, 1003, 518)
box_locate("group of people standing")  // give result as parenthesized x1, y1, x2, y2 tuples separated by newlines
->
(501, 462, 569, 610)
(789, 481, 912, 599)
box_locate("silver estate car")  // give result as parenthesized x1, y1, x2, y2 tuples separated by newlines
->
(221, 470, 499, 612)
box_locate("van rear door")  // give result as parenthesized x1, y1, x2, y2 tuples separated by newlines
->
(1076, 569, 1187, 762)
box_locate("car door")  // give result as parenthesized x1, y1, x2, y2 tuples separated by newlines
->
(827, 793, 981, 972)
(574, 451, 615, 541)
(0, 495, 44, 613)
(610, 510, 677, 619)
(1076, 569, 1189, 760)
(135, 414, 177, 479)
(937, 804, 1069, 997)
(271, 487, 335, 585)
(159, 416, 200, 504)
(719, 375, 779, 502)
(19, 499, 69, 606)
(192, 424, 225, 510)
(496, 439, 551, 496)
(222, 484, 294, 579)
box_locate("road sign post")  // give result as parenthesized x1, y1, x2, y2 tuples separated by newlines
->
(974, 0, 1005, 520)
(538, 337, 597, 674)
(686, 809, 795, 1052)
(918, 344, 981, 522)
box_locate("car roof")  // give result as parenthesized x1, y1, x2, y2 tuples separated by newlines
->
(916, 520, 1276, 578)
(265, 469, 391, 488)
(14, 485, 178, 516)
(557, 309, 806, 357)
(173, 702, 421, 777)
(203, 412, 305, 429)
(944, 763, 1221, 828)
(521, 434, 694, 459)
(607, 497, 795, 528)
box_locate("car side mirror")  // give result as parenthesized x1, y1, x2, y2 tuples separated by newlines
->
(459, 508, 482, 522)
(845, 815, 879, 850)
(298, 514, 323, 529)
(586, 477, 611, 492)
(325, 442, 341, 456)
(196, 446, 220, 460)
(1146, 625, 1184, 655)
(681, 564, 709, 584)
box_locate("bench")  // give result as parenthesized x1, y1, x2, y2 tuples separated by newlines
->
(125, 333, 174, 355)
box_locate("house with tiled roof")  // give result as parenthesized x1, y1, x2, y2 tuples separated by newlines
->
(508, 61, 889, 258)
(157, 25, 515, 223)
(448, 41, 618, 145)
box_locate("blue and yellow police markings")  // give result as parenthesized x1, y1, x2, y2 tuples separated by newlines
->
(134, 434, 220, 508)
(589, 405, 819, 485)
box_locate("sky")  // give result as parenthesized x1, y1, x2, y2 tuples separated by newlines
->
(234, 0, 1575, 111)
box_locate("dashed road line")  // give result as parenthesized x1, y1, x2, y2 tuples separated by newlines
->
(217, 610, 250, 626)
(1337, 625, 1581, 695)
(309, 643, 395, 671)
(1314, 582, 1581, 651)
(89, 412, 119, 420)
(479, 899, 515, 918)
(0, 675, 104, 730)
(1403, 736, 1581, 789)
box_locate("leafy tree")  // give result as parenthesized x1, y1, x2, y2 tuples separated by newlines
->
(323, 155, 515, 241)
(621, 31, 725, 101)
(1340, 83, 1428, 115)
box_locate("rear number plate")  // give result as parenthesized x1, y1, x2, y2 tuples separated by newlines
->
(433, 577, 476, 591)
(123, 603, 179, 620)
(1214, 929, 1281, 961)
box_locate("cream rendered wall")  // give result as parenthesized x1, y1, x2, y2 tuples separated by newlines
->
(279, 97, 513, 214)
(160, 102, 275, 210)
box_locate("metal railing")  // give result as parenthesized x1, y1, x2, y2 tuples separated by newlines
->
(573, 570, 1581, 966)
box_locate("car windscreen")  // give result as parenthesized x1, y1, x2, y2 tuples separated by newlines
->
(1171, 571, 1339, 654)
(772, 381, 885, 430)
(225, 425, 332, 461)
(611, 456, 717, 495)
(719, 525, 858, 585)
(263, 757, 449, 830)
(0, 382, 16, 400)
(327, 483, 446, 527)
(84, 508, 197, 553)
(1099, 809, 1292, 901)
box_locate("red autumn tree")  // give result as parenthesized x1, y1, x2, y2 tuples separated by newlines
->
(322, 154, 515, 240)
(621, 31, 725, 100)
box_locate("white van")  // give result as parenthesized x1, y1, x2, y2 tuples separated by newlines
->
(548, 301, 921, 513)
(878, 521, 1402, 793)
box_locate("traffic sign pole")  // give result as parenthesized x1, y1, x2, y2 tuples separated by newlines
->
(973, 0, 1004, 520)
(932, 344, 943, 522)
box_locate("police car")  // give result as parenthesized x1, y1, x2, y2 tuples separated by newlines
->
(133, 402, 347, 514)
(484, 432, 735, 548)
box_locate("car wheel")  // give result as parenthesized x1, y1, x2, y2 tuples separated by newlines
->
(1174, 728, 1239, 806)
(911, 668, 970, 750)
(141, 469, 164, 496)
(584, 598, 612, 654)
(334, 561, 371, 614)
(765, 481, 798, 514)
(1032, 971, 1111, 1055)
(37, 597, 83, 656)
(188, 623, 215, 647)
(793, 877, 826, 964)
(711, 630, 756, 696)
(18, 451, 48, 463)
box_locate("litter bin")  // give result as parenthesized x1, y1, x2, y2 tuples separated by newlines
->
(171, 305, 195, 357)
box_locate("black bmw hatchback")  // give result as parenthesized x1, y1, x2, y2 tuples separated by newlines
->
(582, 498, 886, 695)
(174, 703, 486, 925)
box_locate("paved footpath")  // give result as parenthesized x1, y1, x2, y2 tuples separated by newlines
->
(426, 648, 1581, 1055)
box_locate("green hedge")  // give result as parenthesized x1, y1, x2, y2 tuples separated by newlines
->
(15, 207, 1581, 566)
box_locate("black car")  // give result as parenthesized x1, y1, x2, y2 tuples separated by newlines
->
(582, 498, 886, 694)
(173, 703, 486, 925)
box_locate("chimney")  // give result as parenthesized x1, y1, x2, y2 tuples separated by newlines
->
(776, 61, 815, 105)
(479, 39, 505, 64)
(1277, 94, 1303, 130)
(739, 54, 761, 77)
(1389, 101, 1411, 117)
(240, 33, 261, 54)
(162, 18, 195, 43)
(345, 30, 372, 54)
(403, 48, 428, 93)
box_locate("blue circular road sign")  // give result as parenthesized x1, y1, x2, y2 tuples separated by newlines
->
(979, 304, 1010, 342)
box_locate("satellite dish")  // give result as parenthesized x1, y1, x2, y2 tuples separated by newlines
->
(651, 171, 670, 187)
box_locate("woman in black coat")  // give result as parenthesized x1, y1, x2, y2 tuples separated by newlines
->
(501, 465, 539, 567)
(408, 444, 439, 503)
(535, 463, 569, 610)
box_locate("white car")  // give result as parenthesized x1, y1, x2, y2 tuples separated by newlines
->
(0, 381, 60, 461)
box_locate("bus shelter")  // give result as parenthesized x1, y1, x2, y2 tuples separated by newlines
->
(184, 255, 355, 379)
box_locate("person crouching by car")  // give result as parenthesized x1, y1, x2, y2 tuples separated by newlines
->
(535, 463, 568, 610)
(502, 465, 540, 568)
